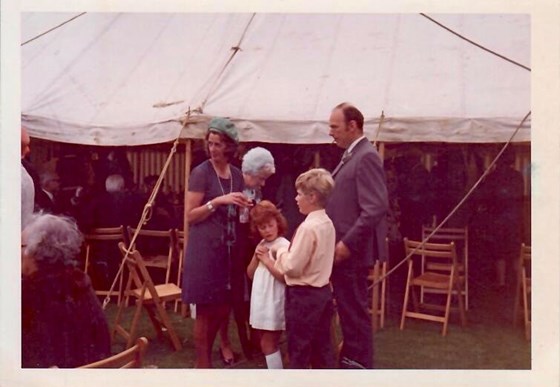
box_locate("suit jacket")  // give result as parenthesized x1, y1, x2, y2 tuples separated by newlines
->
(326, 138, 389, 268)
(35, 189, 61, 214)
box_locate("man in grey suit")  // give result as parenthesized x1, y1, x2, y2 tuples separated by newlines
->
(326, 103, 388, 369)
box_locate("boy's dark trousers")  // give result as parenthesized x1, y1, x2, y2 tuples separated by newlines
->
(285, 284, 336, 369)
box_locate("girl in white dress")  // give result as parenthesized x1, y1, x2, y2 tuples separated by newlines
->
(247, 200, 290, 369)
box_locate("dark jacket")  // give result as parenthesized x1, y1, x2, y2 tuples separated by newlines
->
(22, 266, 111, 368)
(326, 138, 389, 267)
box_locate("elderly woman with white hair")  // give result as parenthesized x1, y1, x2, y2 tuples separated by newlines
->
(219, 146, 277, 363)
(21, 213, 111, 368)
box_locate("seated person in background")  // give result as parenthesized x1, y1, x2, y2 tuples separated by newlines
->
(21, 213, 111, 368)
(142, 174, 174, 231)
(35, 171, 62, 214)
(78, 174, 141, 289)
(82, 174, 141, 232)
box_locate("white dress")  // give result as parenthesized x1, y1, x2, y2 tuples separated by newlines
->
(249, 237, 290, 331)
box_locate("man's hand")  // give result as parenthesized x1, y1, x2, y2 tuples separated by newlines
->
(334, 241, 351, 264)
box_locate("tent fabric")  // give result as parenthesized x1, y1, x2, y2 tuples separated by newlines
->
(21, 13, 530, 146)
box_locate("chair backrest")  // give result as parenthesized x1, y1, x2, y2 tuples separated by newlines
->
(421, 226, 467, 259)
(117, 242, 163, 303)
(404, 238, 458, 274)
(82, 226, 126, 273)
(127, 226, 175, 244)
(127, 227, 177, 258)
(84, 226, 126, 241)
(79, 337, 148, 368)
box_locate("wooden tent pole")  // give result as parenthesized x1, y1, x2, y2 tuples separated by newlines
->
(378, 142, 385, 162)
(182, 139, 192, 235)
(313, 150, 321, 168)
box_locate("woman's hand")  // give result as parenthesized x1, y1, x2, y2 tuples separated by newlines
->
(214, 192, 253, 208)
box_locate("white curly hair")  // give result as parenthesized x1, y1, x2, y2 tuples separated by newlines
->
(241, 147, 275, 176)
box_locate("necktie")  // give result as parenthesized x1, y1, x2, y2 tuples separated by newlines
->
(332, 149, 351, 176)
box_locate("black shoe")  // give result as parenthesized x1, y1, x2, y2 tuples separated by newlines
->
(218, 348, 240, 367)
(340, 357, 367, 369)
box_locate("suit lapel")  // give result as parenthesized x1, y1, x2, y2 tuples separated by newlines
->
(332, 138, 368, 177)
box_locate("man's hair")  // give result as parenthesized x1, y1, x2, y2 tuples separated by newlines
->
(23, 213, 83, 269)
(204, 130, 239, 161)
(295, 168, 335, 207)
(249, 200, 288, 238)
(39, 171, 58, 188)
(334, 102, 364, 130)
(105, 174, 125, 193)
(242, 147, 275, 176)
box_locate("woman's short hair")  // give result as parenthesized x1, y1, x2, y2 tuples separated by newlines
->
(204, 130, 239, 161)
(241, 147, 276, 176)
(249, 200, 288, 238)
(295, 168, 335, 207)
(105, 174, 125, 192)
(23, 213, 84, 269)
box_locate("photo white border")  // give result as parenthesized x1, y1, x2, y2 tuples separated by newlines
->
(2, 0, 558, 386)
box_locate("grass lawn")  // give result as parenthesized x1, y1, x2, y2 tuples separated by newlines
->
(103, 276, 530, 369)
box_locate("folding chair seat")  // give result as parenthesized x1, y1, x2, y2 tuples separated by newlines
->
(82, 226, 126, 304)
(112, 242, 183, 351)
(421, 225, 469, 310)
(513, 243, 531, 340)
(127, 227, 177, 285)
(400, 238, 466, 336)
(79, 337, 148, 368)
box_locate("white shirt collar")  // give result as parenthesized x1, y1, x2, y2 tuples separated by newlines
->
(347, 135, 366, 154)
(43, 189, 54, 201)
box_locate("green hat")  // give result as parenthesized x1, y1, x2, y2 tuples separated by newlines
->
(208, 117, 239, 144)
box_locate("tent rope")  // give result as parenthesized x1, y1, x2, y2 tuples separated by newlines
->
(420, 13, 531, 72)
(199, 13, 256, 112)
(101, 108, 192, 309)
(21, 12, 87, 46)
(370, 110, 531, 289)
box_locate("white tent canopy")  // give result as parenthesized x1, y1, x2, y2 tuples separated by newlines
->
(21, 13, 530, 146)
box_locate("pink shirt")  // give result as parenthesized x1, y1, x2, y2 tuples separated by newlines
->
(274, 209, 335, 287)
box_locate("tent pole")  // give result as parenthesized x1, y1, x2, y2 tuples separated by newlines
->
(183, 139, 192, 235)
(313, 150, 321, 168)
(378, 142, 385, 162)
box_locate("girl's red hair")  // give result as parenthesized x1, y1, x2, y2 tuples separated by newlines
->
(249, 200, 288, 237)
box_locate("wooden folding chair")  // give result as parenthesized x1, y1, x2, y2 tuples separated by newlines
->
(83, 226, 127, 304)
(79, 337, 148, 368)
(127, 227, 177, 285)
(400, 238, 466, 336)
(513, 243, 531, 340)
(421, 226, 469, 310)
(112, 242, 183, 351)
(368, 239, 389, 332)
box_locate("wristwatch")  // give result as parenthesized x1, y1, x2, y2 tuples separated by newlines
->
(206, 200, 216, 212)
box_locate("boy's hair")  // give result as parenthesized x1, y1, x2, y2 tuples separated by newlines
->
(249, 200, 288, 238)
(295, 168, 335, 207)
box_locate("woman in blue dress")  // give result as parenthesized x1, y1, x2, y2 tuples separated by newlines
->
(182, 117, 252, 368)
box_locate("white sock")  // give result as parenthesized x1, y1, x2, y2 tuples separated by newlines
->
(265, 350, 283, 369)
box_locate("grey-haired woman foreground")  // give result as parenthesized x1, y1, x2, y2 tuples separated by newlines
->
(21, 213, 111, 368)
